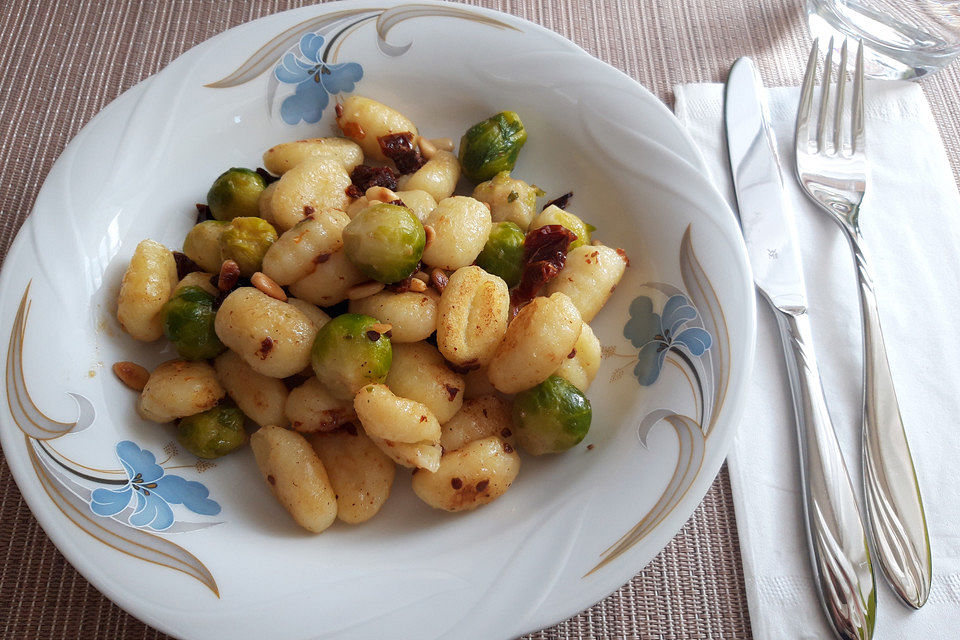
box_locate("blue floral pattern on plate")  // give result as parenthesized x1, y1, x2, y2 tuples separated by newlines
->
(274, 33, 363, 125)
(624, 294, 712, 386)
(90, 441, 221, 531)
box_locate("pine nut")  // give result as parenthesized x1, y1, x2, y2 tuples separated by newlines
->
(347, 280, 385, 300)
(113, 361, 149, 392)
(218, 259, 241, 292)
(369, 322, 392, 334)
(408, 278, 428, 292)
(365, 186, 400, 203)
(418, 137, 438, 160)
(423, 224, 436, 250)
(430, 137, 454, 152)
(430, 268, 449, 294)
(251, 272, 287, 302)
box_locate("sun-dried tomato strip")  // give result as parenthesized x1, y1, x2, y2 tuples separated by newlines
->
(542, 191, 573, 211)
(256, 167, 280, 185)
(350, 164, 398, 192)
(378, 132, 425, 174)
(511, 224, 577, 309)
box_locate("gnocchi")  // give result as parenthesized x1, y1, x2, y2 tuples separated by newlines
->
(214, 287, 318, 378)
(114, 99, 631, 532)
(436, 266, 510, 367)
(250, 425, 338, 533)
(411, 437, 520, 512)
(214, 350, 288, 428)
(117, 239, 179, 342)
(545, 244, 627, 322)
(137, 359, 225, 423)
(421, 196, 492, 270)
(309, 426, 395, 524)
(487, 292, 582, 393)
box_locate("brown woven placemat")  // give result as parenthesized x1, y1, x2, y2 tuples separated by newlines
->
(0, 1, 956, 638)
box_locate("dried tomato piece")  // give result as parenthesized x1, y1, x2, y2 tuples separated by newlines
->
(195, 203, 212, 223)
(378, 132, 426, 174)
(350, 164, 398, 192)
(542, 191, 573, 211)
(256, 167, 280, 185)
(172, 251, 201, 280)
(511, 224, 577, 308)
(345, 184, 362, 199)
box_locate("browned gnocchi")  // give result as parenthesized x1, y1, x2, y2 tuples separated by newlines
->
(114, 97, 629, 533)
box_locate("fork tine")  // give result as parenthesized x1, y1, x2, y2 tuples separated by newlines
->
(817, 36, 835, 152)
(852, 40, 866, 154)
(833, 39, 848, 153)
(796, 38, 820, 150)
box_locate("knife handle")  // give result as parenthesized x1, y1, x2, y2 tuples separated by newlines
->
(773, 308, 876, 640)
(849, 233, 932, 608)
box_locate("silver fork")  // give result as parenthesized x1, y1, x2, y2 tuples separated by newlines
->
(796, 37, 932, 609)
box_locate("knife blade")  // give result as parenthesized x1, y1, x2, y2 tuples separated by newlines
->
(724, 57, 877, 640)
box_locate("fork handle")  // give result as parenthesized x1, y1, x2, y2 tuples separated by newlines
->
(773, 307, 875, 640)
(849, 233, 933, 608)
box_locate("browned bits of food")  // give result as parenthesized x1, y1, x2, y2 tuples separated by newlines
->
(430, 268, 448, 294)
(257, 337, 274, 359)
(218, 259, 241, 292)
(172, 251, 201, 280)
(112, 361, 149, 391)
(303, 205, 316, 217)
(350, 164, 398, 192)
(443, 383, 460, 401)
(385, 275, 414, 293)
(314, 252, 331, 265)
(378, 132, 425, 174)
(542, 191, 573, 211)
(346, 184, 363, 199)
(615, 247, 631, 267)
(503, 441, 514, 453)
(366, 330, 381, 341)
(195, 203, 212, 223)
(335, 102, 344, 118)
(587, 444, 595, 451)
(408, 278, 428, 292)
(341, 120, 365, 140)
(501, 428, 512, 438)
(423, 224, 436, 250)
(267, 474, 277, 485)
(256, 167, 280, 185)
(475, 479, 490, 492)
(450, 477, 463, 489)
(347, 280, 386, 300)
(251, 272, 288, 302)
(512, 224, 577, 307)
(567, 348, 577, 359)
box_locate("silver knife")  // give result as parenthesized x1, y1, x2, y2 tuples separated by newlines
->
(724, 58, 876, 640)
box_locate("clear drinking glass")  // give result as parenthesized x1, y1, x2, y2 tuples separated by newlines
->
(807, 0, 960, 78)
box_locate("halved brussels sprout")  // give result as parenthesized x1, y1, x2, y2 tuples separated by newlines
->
(512, 375, 592, 455)
(530, 205, 593, 250)
(206, 168, 266, 221)
(161, 286, 226, 360)
(475, 221, 525, 287)
(310, 313, 392, 400)
(342, 203, 425, 283)
(177, 402, 247, 459)
(219, 216, 278, 277)
(459, 111, 527, 183)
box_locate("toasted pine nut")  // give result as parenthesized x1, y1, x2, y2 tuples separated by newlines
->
(113, 361, 149, 392)
(408, 278, 428, 292)
(251, 272, 287, 302)
(418, 137, 438, 160)
(369, 322, 392, 334)
(430, 268, 449, 294)
(423, 224, 436, 250)
(218, 259, 241, 292)
(591, 239, 603, 246)
(366, 186, 400, 203)
(430, 137, 454, 152)
(413, 270, 430, 282)
(347, 280, 385, 300)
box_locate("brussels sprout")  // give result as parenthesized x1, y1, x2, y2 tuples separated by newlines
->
(182, 220, 228, 273)
(342, 203, 425, 283)
(471, 171, 543, 229)
(161, 286, 226, 360)
(512, 375, 592, 455)
(219, 216, 278, 277)
(476, 221, 525, 287)
(530, 205, 593, 250)
(459, 111, 527, 183)
(311, 313, 392, 400)
(177, 403, 247, 459)
(206, 168, 266, 221)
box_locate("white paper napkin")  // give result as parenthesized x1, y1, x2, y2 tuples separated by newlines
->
(674, 80, 960, 639)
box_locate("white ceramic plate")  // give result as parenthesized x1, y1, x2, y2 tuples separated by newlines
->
(0, 2, 756, 638)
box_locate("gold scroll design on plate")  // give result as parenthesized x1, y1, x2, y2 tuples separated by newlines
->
(6, 283, 219, 596)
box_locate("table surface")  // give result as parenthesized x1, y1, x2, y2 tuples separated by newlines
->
(2, 1, 958, 638)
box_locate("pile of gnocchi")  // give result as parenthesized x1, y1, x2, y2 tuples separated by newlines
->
(114, 96, 628, 532)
